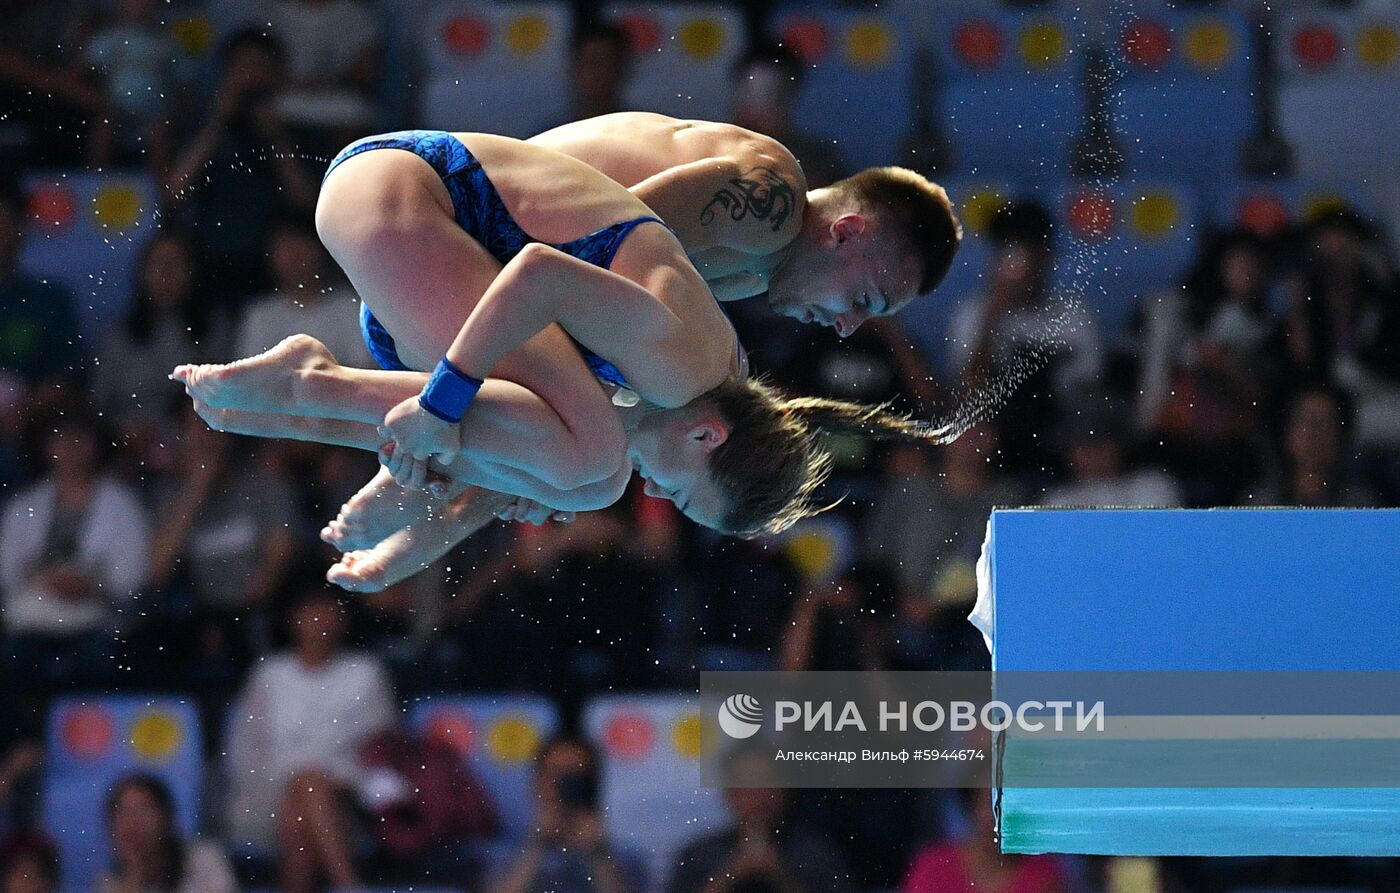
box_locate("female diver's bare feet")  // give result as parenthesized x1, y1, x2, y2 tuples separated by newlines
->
(321, 468, 443, 552)
(326, 488, 514, 592)
(172, 334, 337, 414)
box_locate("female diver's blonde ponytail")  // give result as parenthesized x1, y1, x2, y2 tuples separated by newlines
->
(705, 380, 954, 538)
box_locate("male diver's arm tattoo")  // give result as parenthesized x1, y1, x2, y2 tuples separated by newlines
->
(699, 167, 796, 233)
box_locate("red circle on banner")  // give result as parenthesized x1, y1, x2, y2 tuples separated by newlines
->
(62, 706, 115, 760)
(618, 13, 662, 54)
(1067, 192, 1116, 238)
(605, 712, 655, 760)
(781, 18, 829, 64)
(443, 15, 490, 56)
(1123, 20, 1172, 69)
(1238, 194, 1290, 236)
(954, 19, 1003, 71)
(1294, 24, 1340, 71)
(27, 186, 76, 229)
(426, 709, 476, 757)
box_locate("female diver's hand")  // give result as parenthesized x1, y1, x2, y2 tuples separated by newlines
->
(381, 395, 461, 490)
(496, 496, 576, 526)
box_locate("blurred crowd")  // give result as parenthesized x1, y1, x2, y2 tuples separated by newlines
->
(2, 0, 1400, 891)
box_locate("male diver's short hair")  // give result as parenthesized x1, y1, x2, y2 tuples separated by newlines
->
(831, 167, 963, 296)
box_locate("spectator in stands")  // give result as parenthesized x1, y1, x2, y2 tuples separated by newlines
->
(234, 213, 373, 367)
(1039, 398, 1182, 508)
(0, 186, 84, 388)
(146, 405, 296, 668)
(260, 0, 382, 144)
(226, 587, 396, 893)
(864, 425, 1020, 602)
(99, 774, 236, 893)
(779, 563, 890, 672)
(566, 23, 632, 124)
(0, 831, 58, 893)
(1136, 232, 1279, 504)
(93, 229, 223, 436)
(948, 201, 1101, 480)
(665, 746, 854, 893)
(1286, 209, 1400, 388)
(83, 0, 179, 171)
(1256, 386, 1374, 507)
(1285, 209, 1400, 452)
(0, 403, 150, 684)
(495, 735, 632, 893)
(729, 44, 847, 188)
(0, 1, 102, 167)
(901, 787, 1067, 893)
(165, 29, 316, 302)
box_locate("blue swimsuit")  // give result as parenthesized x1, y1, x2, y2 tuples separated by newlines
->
(323, 129, 660, 389)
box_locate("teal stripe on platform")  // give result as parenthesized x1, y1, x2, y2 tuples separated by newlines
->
(1000, 788, 1400, 856)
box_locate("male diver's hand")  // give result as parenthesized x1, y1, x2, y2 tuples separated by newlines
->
(381, 395, 461, 490)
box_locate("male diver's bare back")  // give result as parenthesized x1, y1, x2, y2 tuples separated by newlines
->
(530, 113, 808, 298)
(531, 112, 760, 185)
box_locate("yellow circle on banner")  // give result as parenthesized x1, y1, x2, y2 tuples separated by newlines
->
(1304, 193, 1347, 222)
(170, 16, 214, 56)
(1020, 22, 1067, 69)
(486, 715, 539, 763)
(845, 20, 892, 69)
(786, 530, 836, 579)
(1132, 192, 1178, 238)
(679, 18, 726, 60)
(130, 712, 182, 762)
(963, 188, 1009, 234)
(506, 15, 549, 55)
(1359, 24, 1400, 69)
(1185, 20, 1232, 71)
(673, 714, 703, 759)
(93, 184, 141, 229)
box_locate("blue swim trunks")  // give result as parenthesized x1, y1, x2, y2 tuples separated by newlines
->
(324, 130, 663, 390)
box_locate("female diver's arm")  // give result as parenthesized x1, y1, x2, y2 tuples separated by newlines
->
(382, 238, 729, 477)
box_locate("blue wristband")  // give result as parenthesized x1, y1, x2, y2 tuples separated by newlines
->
(419, 356, 483, 423)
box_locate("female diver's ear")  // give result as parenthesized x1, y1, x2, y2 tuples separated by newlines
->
(688, 422, 729, 448)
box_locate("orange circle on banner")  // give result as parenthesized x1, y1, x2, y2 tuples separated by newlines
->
(1358, 24, 1399, 70)
(1294, 24, 1340, 71)
(1124, 20, 1171, 69)
(28, 185, 76, 229)
(782, 17, 829, 64)
(845, 20, 892, 69)
(63, 706, 115, 761)
(444, 15, 490, 56)
(169, 16, 214, 56)
(605, 712, 655, 760)
(426, 709, 476, 757)
(673, 714, 703, 759)
(486, 715, 540, 763)
(1067, 191, 1116, 239)
(955, 20, 1003, 70)
(506, 15, 549, 55)
(1131, 192, 1178, 238)
(1303, 193, 1347, 222)
(1238, 193, 1290, 236)
(1020, 21, 1067, 69)
(93, 184, 141, 229)
(1185, 20, 1232, 71)
(962, 188, 1009, 234)
(131, 712, 182, 763)
(679, 18, 725, 60)
(619, 13, 661, 54)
